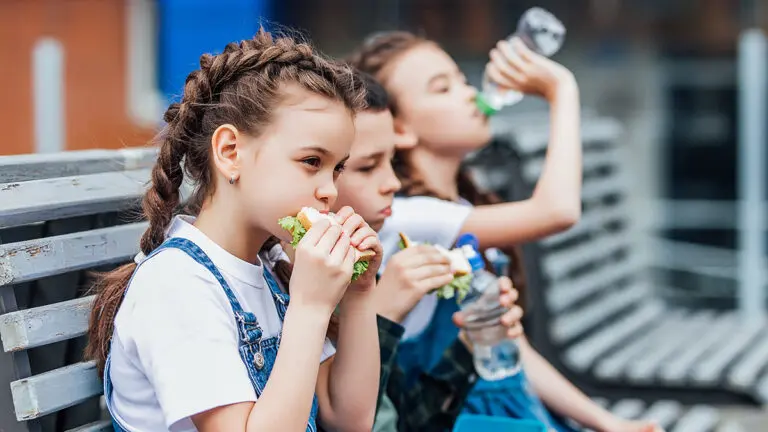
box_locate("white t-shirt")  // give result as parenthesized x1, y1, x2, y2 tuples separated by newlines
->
(378, 196, 472, 339)
(109, 215, 336, 432)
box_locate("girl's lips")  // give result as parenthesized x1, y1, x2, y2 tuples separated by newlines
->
(380, 206, 392, 217)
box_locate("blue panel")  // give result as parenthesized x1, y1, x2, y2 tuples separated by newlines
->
(157, 0, 270, 101)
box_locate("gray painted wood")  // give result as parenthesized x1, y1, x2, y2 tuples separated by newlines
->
(638, 401, 683, 430)
(0, 222, 146, 287)
(594, 311, 689, 380)
(625, 312, 716, 383)
(523, 147, 622, 183)
(0, 148, 156, 183)
(581, 171, 625, 203)
(609, 399, 645, 419)
(546, 254, 642, 313)
(691, 323, 764, 384)
(10, 361, 101, 421)
(544, 234, 629, 280)
(671, 406, 719, 432)
(0, 296, 94, 352)
(564, 302, 665, 371)
(512, 117, 623, 155)
(0, 169, 150, 229)
(727, 332, 768, 389)
(552, 282, 648, 342)
(65, 420, 112, 432)
(541, 202, 629, 248)
(659, 315, 738, 383)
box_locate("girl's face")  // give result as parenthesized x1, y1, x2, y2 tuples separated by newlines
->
(384, 43, 492, 155)
(333, 110, 401, 231)
(237, 85, 356, 243)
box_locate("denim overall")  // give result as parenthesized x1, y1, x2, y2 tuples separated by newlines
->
(104, 237, 319, 431)
(397, 297, 580, 432)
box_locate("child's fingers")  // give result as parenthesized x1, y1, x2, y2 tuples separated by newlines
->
(315, 222, 343, 253)
(345, 215, 369, 245)
(329, 231, 351, 264)
(299, 218, 331, 247)
(506, 322, 523, 339)
(356, 234, 380, 254)
(418, 273, 456, 293)
(500, 306, 523, 327)
(410, 263, 453, 281)
(490, 47, 526, 80)
(334, 206, 355, 224)
(343, 241, 356, 270)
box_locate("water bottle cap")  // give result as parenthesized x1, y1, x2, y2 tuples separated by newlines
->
(475, 94, 498, 117)
(456, 233, 480, 250)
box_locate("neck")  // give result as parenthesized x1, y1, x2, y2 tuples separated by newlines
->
(408, 146, 463, 201)
(194, 198, 269, 264)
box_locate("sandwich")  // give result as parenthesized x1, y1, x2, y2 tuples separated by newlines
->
(278, 207, 375, 281)
(398, 232, 473, 301)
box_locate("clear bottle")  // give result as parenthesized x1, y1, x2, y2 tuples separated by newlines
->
(476, 7, 566, 116)
(456, 234, 521, 380)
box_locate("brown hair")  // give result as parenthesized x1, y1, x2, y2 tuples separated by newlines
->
(86, 30, 365, 374)
(348, 31, 528, 304)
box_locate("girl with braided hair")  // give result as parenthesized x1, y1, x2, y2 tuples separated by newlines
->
(86, 30, 381, 432)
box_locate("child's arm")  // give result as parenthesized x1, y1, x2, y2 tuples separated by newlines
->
(461, 40, 582, 249)
(316, 290, 380, 431)
(192, 218, 356, 432)
(519, 337, 661, 432)
(314, 207, 382, 431)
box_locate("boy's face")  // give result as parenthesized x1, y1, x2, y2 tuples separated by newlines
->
(333, 109, 401, 231)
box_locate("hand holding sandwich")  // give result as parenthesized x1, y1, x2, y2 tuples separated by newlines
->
(288, 217, 356, 316)
(376, 245, 455, 323)
(334, 206, 383, 291)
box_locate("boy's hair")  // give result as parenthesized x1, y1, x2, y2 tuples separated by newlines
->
(86, 30, 366, 375)
(349, 31, 529, 304)
(356, 70, 389, 112)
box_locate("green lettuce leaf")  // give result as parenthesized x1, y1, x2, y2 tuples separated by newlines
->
(278, 216, 306, 247)
(351, 259, 371, 281)
(435, 274, 473, 303)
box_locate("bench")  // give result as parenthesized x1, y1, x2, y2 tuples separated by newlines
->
(466, 112, 768, 427)
(0, 149, 155, 431)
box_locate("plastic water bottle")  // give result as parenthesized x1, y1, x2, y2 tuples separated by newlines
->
(456, 234, 521, 380)
(476, 7, 566, 116)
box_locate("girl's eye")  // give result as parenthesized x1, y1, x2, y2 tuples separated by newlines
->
(357, 164, 376, 173)
(302, 157, 321, 168)
(436, 85, 449, 93)
(334, 162, 347, 173)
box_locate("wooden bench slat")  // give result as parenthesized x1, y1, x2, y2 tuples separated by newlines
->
(564, 302, 665, 372)
(547, 253, 643, 313)
(0, 296, 94, 352)
(65, 420, 113, 432)
(625, 311, 717, 383)
(0, 148, 156, 183)
(581, 170, 625, 202)
(659, 314, 738, 384)
(0, 223, 146, 287)
(541, 201, 629, 248)
(609, 399, 646, 419)
(671, 406, 720, 432)
(513, 117, 623, 155)
(727, 332, 768, 389)
(10, 361, 101, 421)
(594, 311, 689, 380)
(544, 233, 629, 280)
(639, 401, 684, 430)
(552, 281, 648, 342)
(0, 169, 150, 229)
(692, 323, 765, 384)
(523, 147, 622, 183)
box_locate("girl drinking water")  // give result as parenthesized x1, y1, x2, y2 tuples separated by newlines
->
(87, 31, 381, 432)
(349, 32, 660, 432)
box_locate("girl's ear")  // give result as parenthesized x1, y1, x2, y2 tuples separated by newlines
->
(393, 117, 418, 149)
(210, 124, 241, 181)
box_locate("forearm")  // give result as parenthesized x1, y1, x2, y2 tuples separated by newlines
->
(246, 305, 330, 431)
(326, 289, 380, 429)
(530, 77, 582, 224)
(519, 337, 613, 431)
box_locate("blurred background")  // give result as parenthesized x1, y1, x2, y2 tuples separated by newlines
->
(2, 0, 768, 429)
